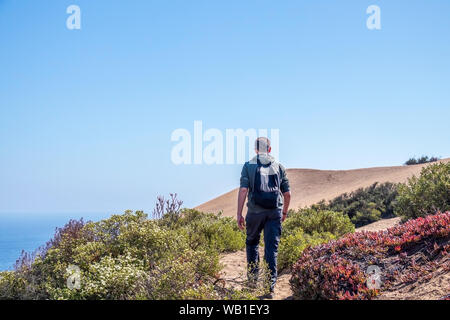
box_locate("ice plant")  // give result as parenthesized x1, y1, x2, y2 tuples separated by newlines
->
(290, 212, 450, 300)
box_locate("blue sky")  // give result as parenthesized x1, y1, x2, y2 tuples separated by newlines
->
(1, 0, 449, 216)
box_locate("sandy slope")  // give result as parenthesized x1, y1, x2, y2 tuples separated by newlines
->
(196, 159, 450, 218)
(377, 264, 450, 300)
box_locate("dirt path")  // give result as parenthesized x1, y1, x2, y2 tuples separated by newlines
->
(354, 217, 401, 232)
(219, 247, 294, 300)
(219, 217, 401, 300)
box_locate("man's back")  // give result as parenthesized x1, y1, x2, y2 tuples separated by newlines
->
(240, 153, 290, 214)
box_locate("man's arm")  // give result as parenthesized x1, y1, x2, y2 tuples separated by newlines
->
(237, 187, 248, 230)
(282, 191, 291, 222)
(279, 164, 291, 222)
(237, 163, 250, 230)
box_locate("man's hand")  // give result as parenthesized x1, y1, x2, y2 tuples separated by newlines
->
(282, 191, 291, 223)
(237, 214, 246, 230)
(236, 187, 248, 230)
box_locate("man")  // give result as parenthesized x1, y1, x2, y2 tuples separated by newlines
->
(236, 137, 291, 298)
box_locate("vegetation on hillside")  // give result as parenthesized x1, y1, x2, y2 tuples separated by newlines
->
(395, 162, 450, 220)
(278, 209, 354, 270)
(404, 156, 440, 166)
(312, 182, 399, 227)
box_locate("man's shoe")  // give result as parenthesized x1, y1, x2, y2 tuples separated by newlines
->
(259, 289, 274, 300)
(259, 292, 273, 300)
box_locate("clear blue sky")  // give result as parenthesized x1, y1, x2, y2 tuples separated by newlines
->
(1, 0, 449, 216)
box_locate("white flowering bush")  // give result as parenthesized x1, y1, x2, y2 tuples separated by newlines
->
(48, 253, 146, 300)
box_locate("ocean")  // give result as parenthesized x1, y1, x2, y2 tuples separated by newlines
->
(0, 213, 109, 271)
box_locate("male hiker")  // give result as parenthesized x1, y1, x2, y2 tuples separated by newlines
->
(236, 137, 291, 298)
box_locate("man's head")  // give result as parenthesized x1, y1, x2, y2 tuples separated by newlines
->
(255, 137, 271, 154)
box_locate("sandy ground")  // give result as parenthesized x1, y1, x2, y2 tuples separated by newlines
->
(355, 217, 402, 232)
(377, 264, 450, 300)
(196, 159, 450, 218)
(219, 247, 295, 300)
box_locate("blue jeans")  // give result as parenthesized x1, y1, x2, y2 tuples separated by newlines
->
(245, 210, 282, 291)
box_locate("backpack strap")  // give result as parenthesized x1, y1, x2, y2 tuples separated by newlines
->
(253, 157, 282, 191)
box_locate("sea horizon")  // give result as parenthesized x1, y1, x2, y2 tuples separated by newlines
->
(0, 212, 111, 271)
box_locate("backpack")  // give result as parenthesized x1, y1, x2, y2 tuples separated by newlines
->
(252, 158, 281, 209)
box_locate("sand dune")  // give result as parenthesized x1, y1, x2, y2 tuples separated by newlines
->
(196, 158, 450, 217)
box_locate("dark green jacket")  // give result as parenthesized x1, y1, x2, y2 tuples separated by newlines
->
(240, 154, 290, 214)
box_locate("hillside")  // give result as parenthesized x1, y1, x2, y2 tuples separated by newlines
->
(196, 159, 450, 217)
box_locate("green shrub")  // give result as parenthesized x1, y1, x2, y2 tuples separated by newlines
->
(278, 209, 354, 270)
(404, 156, 440, 166)
(0, 271, 28, 300)
(312, 182, 399, 227)
(350, 203, 381, 226)
(178, 210, 246, 253)
(283, 209, 354, 238)
(395, 162, 450, 220)
(136, 249, 221, 300)
(278, 229, 335, 270)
